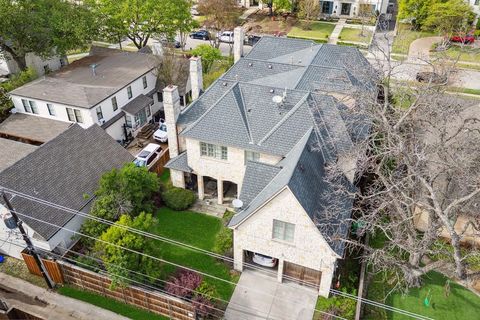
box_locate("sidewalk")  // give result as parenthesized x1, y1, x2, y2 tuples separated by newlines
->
(0, 272, 129, 320)
(328, 18, 346, 44)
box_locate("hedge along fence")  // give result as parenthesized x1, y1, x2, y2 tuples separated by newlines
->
(57, 261, 196, 320)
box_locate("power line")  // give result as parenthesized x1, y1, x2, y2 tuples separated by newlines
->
(1, 188, 433, 320)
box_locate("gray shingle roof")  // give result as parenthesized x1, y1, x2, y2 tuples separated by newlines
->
(0, 138, 37, 173)
(0, 125, 134, 240)
(122, 94, 153, 115)
(164, 152, 192, 173)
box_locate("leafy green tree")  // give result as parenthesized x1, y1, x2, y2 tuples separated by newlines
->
(96, 162, 160, 214)
(80, 195, 123, 243)
(0, 68, 37, 122)
(191, 45, 222, 73)
(265, 0, 293, 16)
(0, 0, 96, 70)
(398, 0, 435, 28)
(422, 0, 475, 35)
(88, 0, 193, 49)
(94, 213, 160, 288)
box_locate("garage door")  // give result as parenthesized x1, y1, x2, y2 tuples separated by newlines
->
(284, 261, 321, 289)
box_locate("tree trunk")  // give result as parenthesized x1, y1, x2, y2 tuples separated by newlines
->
(451, 233, 467, 279)
(1, 44, 27, 71)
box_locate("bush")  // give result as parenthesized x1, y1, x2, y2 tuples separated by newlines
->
(192, 295, 215, 318)
(213, 227, 233, 255)
(161, 187, 196, 210)
(195, 281, 218, 299)
(315, 290, 357, 320)
(165, 270, 202, 298)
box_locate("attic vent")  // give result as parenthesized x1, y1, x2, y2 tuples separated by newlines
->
(268, 64, 272, 69)
(248, 62, 253, 67)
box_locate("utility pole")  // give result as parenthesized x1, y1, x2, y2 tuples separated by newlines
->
(1, 191, 55, 289)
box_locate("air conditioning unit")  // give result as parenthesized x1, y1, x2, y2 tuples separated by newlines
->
(99, 119, 106, 124)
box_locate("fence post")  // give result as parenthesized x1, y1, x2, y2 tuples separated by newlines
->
(167, 298, 173, 319)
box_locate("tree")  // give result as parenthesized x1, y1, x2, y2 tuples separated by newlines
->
(298, 0, 320, 21)
(0, 68, 37, 122)
(265, 0, 293, 16)
(88, 0, 192, 49)
(191, 45, 222, 74)
(94, 213, 160, 288)
(153, 48, 190, 90)
(0, 0, 96, 71)
(197, 0, 239, 48)
(422, 0, 475, 36)
(358, 1, 374, 36)
(398, 0, 435, 28)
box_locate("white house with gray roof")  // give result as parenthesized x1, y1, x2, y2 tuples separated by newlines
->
(164, 35, 372, 296)
(8, 47, 196, 142)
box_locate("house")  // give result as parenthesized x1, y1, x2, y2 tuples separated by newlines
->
(7, 46, 196, 142)
(469, 0, 480, 20)
(0, 51, 67, 77)
(0, 125, 133, 259)
(164, 33, 373, 296)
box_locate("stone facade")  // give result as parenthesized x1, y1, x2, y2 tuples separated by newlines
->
(232, 187, 338, 297)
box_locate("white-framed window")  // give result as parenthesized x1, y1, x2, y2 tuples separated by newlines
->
(96, 106, 104, 121)
(200, 142, 228, 160)
(125, 115, 132, 128)
(127, 86, 133, 99)
(111, 96, 118, 111)
(146, 105, 151, 117)
(142, 76, 148, 89)
(245, 150, 260, 164)
(47, 103, 55, 116)
(22, 99, 31, 113)
(272, 219, 295, 242)
(29, 100, 38, 114)
(66, 107, 83, 123)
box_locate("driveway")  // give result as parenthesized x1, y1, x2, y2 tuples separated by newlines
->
(224, 270, 317, 320)
(408, 36, 442, 61)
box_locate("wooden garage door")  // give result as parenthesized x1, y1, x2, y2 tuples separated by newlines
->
(284, 261, 321, 289)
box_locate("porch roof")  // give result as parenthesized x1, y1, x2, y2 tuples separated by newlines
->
(122, 94, 153, 115)
(164, 152, 192, 173)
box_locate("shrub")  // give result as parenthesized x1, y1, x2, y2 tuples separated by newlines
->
(165, 270, 202, 298)
(192, 295, 215, 318)
(213, 227, 233, 255)
(195, 281, 218, 299)
(161, 187, 196, 211)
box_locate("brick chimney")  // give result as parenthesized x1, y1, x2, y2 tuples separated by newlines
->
(163, 85, 181, 158)
(189, 56, 203, 100)
(234, 27, 245, 63)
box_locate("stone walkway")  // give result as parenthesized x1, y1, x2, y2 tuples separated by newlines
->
(328, 19, 346, 44)
(240, 7, 259, 20)
(408, 36, 443, 62)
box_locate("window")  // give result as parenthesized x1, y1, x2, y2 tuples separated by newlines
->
(200, 142, 228, 160)
(475, 0, 479, 5)
(127, 86, 133, 99)
(245, 150, 260, 164)
(157, 92, 163, 102)
(142, 76, 147, 89)
(47, 103, 55, 116)
(125, 115, 132, 128)
(111, 96, 118, 111)
(29, 101, 38, 114)
(96, 106, 104, 121)
(272, 220, 295, 242)
(146, 105, 151, 117)
(66, 108, 83, 123)
(22, 99, 31, 113)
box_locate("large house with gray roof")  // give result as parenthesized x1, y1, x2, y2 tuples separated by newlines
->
(164, 34, 372, 296)
(0, 125, 133, 259)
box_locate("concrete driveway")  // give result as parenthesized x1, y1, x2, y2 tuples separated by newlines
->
(224, 270, 317, 320)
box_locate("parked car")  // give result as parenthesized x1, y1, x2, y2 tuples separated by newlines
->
(133, 143, 162, 169)
(153, 121, 168, 143)
(218, 31, 234, 43)
(450, 34, 475, 44)
(252, 253, 277, 268)
(416, 71, 448, 85)
(246, 35, 262, 46)
(190, 30, 210, 40)
(159, 37, 181, 48)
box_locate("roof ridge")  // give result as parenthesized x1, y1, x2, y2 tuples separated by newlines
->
(258, 92, 310, 146)
(240, 57, 307, 68)
(234, 84, 254, 144)
(306, 94, 334, 161)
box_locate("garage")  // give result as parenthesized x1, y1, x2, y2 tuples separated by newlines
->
(243, 250, 278, 277)
(283, 261, 322, 289)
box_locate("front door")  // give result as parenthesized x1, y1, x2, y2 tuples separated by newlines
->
(341, 3, 352, 15)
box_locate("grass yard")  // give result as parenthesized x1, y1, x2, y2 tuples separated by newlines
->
(0, 257, 47, 288)
(392, 24, 436, 55)
(150, 207, 237, 301)
(365, 271, 480, 320)
(339, 27, 373, 44)
(434, 45, 480, 63)
(58, 285, 168, 320)
(288, 21, 335, 41)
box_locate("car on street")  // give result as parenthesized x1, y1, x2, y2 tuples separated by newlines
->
(218, 31, 234, 43)
(416, 71, 448, 85)
(246, 35, 262, 46)
(450, 34, 475, 44)
(153, 121, 168, 143)
(133, 143, 162, 169)
(159, 37, 181, 48)
(252, 253, 277, 268)
(190, 30, 210, 41)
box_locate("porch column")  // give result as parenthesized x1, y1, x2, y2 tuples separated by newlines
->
(277, 258, 284, 283)
(233, 238, 244, 272)
(217, 179, 224, 204)
(319, 266, 334, 297)
(198, 175, 205, 200)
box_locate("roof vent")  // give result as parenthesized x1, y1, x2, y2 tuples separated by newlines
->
(298, 59, 302, 64)
(268, 64, 272, 69)
(247, 108, 252, 112)
(269, 89, 275, 93)
(272, 95, 283, 105)
(223, 82, 228, 86)
(248, 62, 253, 67)
(298, 164, 305, 172)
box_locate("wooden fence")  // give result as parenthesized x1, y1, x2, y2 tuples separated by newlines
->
(150, 147, 170, 176)
(21, 251, 64, 284)
(58, 261, 196, 320)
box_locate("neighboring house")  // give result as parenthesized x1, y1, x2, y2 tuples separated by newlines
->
(469, 0, 480, 20)
(8, 46, 195, 142)
(164, 34, 372, 296)
(0, 51, 67, 77)
(238, 0, 389, 16)
(0, 125, 133, 259)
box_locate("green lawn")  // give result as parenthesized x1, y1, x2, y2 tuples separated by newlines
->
(339, 27, 373, 44)
(58, 285, 168, 320)
(150, 207, 237, 301)
(365, 271, 480, 320)
(392, 24, 436, 55)
(288, 21, 335, 41)
(434, 46, 480, 63)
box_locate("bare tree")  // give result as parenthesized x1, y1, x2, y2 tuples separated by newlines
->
(298, 0, 320, 21)
(152, 48, 190, 90)
(197, 0, 240, 49)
